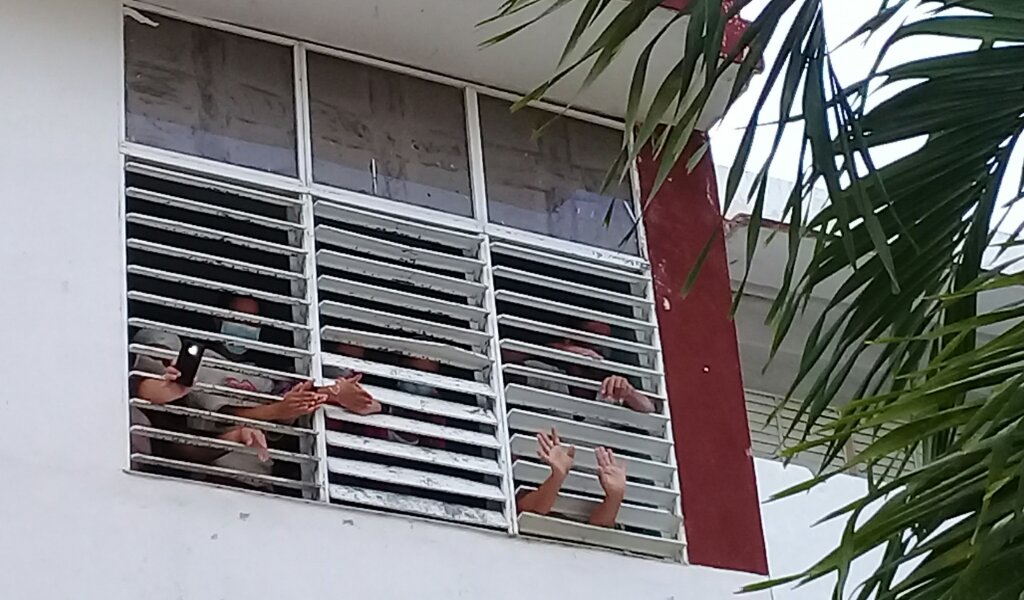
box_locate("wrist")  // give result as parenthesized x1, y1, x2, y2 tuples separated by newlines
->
(550, 465, 571, 480)
(603, 488, 625, 503)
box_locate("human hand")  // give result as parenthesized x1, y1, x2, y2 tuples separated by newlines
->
(599, 376, 634, 405)
(536, 428, 575, 478)
(141, 363, 191, 404)
(270, 380, 327, 421)
(324, 374, 381, 415)
(555, 342, 603, 360)
(595, 447, 626, 500)
(223, 426, 270, 463)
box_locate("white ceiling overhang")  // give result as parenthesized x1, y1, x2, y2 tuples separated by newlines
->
(727, 220, 1020, 400)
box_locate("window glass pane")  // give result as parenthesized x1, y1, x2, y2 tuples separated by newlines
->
(124, 14, 298, 176)
(480, 96, 639, 255)
(308, 53, 473, 217)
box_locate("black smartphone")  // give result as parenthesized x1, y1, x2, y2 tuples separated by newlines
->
(175, 339, 206, 387)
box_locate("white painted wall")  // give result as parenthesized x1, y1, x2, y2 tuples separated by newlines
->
(755, 459, 883, 600)
(0, 1, 764, 598)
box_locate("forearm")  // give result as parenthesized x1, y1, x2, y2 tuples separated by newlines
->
(588, 492, 624, 527)
(166, 441, 230, 463)
(225, 404, 282, 422)
(626, 390, 656, 413)
(170, 428, 258, 463)
(516, 470, 568, 515)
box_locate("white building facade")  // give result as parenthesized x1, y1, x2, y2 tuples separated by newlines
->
(0, 1, 852, 598)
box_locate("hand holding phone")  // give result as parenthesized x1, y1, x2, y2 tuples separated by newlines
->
(175, 339, 206, 387)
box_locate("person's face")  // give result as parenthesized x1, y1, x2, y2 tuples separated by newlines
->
(336, 343, 366, 359)
(562, 320, 612, 351)
(581, 320, 612, 337)
(229, 297, 261, 316)
(219, 297, 262, 354)
(407, 356, 441, 373)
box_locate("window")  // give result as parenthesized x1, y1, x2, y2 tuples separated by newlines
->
(313, 201, 507, 527)
(492, 242, 683, 558)
(125, 14, 298, 176)
(308, 53, 473, 217)
(125, 163, 318, 495)
(122, 8, 680, 561)
(479, 96, 640, 255)
(745, 390, 914, 480)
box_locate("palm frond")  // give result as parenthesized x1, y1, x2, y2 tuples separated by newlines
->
(487, 0, 1024, 597)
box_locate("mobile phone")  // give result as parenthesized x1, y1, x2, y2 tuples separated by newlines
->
(175, 339, 205, 387)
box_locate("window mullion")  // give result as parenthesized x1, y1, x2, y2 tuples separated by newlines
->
(479, 238, 518, 535)
(469, 90, 515, 530)
(295, 44, 314, 187)
(465, 88, 489, 228)
(299, 191, 330, 502)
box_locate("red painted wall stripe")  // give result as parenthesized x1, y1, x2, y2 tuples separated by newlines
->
(660, 0, 750, 61)
(639, 133, 768, 575)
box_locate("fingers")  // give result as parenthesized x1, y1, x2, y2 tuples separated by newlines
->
(164, 366, 182, 381)
(566, 445, 575, 459)
(595, 447, 608, 468)
(290, 380, 314, 394)
(536, 431, 553, 454)
(600, 376, 629, 403)
(344, 373, 363, 384)
(288, 392, 325, 403)
(612, 377, 626, 400)
(241, 428, 270, 463)
(550, 428, 561, 447)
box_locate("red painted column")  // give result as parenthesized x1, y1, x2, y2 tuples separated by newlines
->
(660, 0, 749, 59)
(638, 133, 768, 575)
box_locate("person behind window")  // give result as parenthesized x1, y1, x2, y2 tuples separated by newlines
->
(388, 355, 447, 448)
(133, 294, 373, 483)
(516, 428, 626, 528)
(334, 353, 447, 448)
(131, 333, 271, 467)
(502, 319, 655, 413)
(553, 319, 656, 413)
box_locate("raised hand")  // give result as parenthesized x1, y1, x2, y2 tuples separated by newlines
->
(536, 428, 575, 478)
(595, 447, 626, 500)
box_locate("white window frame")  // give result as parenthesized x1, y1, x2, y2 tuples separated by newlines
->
(120, 0, 684, 561)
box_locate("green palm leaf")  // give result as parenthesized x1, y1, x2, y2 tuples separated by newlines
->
(487, 1, 1024, 598)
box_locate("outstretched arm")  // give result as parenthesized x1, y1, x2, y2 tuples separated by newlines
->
(516, 429, 574, 516)
(165, 427, 269, 464)
(589, 447, 626, 528)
